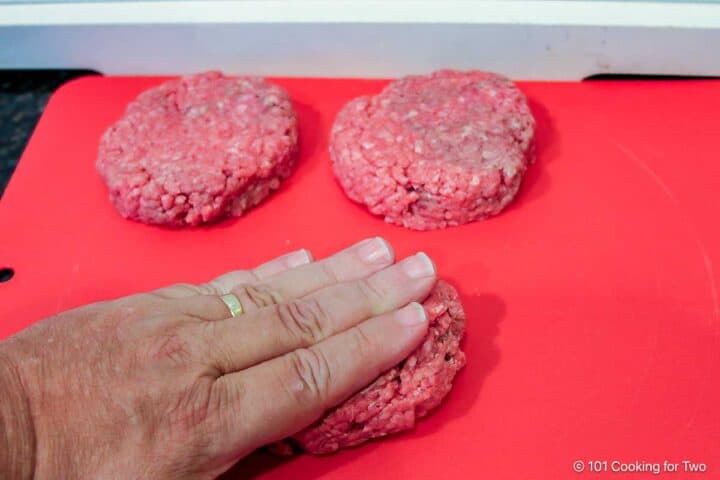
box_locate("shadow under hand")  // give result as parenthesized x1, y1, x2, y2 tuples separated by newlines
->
(220, 450, 291, 480)
(413, 291, 504, 437)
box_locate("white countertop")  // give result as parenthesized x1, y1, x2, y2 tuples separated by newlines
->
(1, 1, 719, 79)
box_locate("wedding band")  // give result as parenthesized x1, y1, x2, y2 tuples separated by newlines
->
(220, 293, 243, 318)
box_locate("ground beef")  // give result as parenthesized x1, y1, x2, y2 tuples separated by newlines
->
(96, 72, 298, 226)
(274, 280, 466, 454)
(330, 69, 535, 230)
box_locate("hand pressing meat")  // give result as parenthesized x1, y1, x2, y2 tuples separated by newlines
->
(0, 238, 464, 479)
(274, 280, 465, 454)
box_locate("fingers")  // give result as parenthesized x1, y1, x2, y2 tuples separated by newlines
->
(205, 249, 314, 297)
(214, 302, 429, 451)
(155, 237, 395, 322)
(224, 237, 395, 315)
(151, 248, 314, 300)
(194, 237, 396, 321)
(203, 253, 437, 373)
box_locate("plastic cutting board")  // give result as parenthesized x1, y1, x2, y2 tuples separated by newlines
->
(1, 76, 719, 479)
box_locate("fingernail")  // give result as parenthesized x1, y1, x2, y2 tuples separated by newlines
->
(285, 249, 313, 268)
(400, 252, 436, 279)
(395, 302, 428, 326)
(355, 237, 393, 265)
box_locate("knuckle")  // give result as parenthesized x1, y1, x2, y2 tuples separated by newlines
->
(347, 325, 376, 359)
(199, 322, 231, 370)
(206, 379, 234, 422)
(277, 298, 331, 345)
(285, 348, 332, 403)
(318, 262, 341, 284)
(246, 268, 262, 283)
(356, 277, 388, 306)
(234, 283, 283, 310)
(198, 281, 222, 296)
(166, 377, 216, 432)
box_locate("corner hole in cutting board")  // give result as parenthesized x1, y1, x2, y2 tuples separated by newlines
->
(0, 267, 14, 282)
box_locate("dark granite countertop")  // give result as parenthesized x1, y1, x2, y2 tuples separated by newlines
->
(0, 70, 96, 197)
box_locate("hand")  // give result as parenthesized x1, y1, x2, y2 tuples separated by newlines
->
(0, 238, 437, 479)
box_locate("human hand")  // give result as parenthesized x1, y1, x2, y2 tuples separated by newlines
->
(0, 238, 437, 479)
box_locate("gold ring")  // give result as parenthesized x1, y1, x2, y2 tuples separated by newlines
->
(220, 293, 243, 318)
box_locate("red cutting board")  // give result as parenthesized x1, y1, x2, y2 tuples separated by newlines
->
(1, 76, 719, 479)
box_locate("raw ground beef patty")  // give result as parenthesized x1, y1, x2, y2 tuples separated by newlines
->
(96, 72, 298, 226)
(330, 69, 535, 230)
(274, 280, 466, 455)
